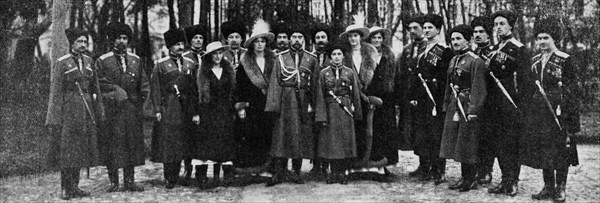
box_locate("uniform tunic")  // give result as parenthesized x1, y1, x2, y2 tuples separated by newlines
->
(408, 42, 454, 158)
(266, 49, 317, 159)
(150, 56, 197, 163)
(234, 50, 275, 168)
(314, 65, 362, 159)
(397, 39, 428, 150)
(520, 50, 579, 169)
(195, 59, 236, 162)
(96, 51, 149, 168)
(223, 48, 246, 70)
(46, 53, 103, 169)
(440, 50, 487, 164)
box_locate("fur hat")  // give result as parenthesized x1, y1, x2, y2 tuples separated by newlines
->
(106, 22, 132, 42)
(534, 17, 562, 40)
(325, 42, 348, 58)
(448, 24, 474, 41)
(163, 29, 186, 48)
(491, 10, 517, 27)
(271, 22, 289, 36)
(244, 19, 275, 48)
(470, 16, 493, 37)
(423, 14, 444, 29)
(403, 14, 425, 30)
(311, 23, 331, 40)
(65, 27, 88, 45)
(184, 24, 208, 44)
(287, 23, 308, 38)
(221, 21, 247, 39)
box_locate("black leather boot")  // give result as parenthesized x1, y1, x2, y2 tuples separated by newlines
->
(60, 170, 74, 200)
(71, 169, 90, 197)
(124, 166, 144, 192)
(222, 165, 235, 187)
(506, 180, 519, 197)
(450, 165, 467, 190)
(488, 180, 508, 194)
(409, 157, 427, 177)
(554, 168, 568, 203)
(292, 159, 302, 176)
(459, 164, 478, 192)
(183, 159, 193, 179)
(532, 169, 555, 200)
(478, 171, 492, 184)
(107, 168, 120, 192)
(195, 165, 208, 186)
(266, 159, 284, 187)
(433, 159, 447, 185)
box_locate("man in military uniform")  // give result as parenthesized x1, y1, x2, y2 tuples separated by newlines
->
(272, 22, 290, 54)
(470, 16, 495, 184)
(46, 27, 104, 200)
(407, 14, 454, 185)
(180, 24, 207, 184)
(484, 10, 530, 197)
(150, 28, 199, 189)
(221, 21, 247, 69)
(397, 15, 427, 152)
(96, 22, 149, 192)
(265, 24, 318, 186)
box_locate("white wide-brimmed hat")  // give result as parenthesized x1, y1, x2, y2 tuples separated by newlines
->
(339, 24, 370, 41)
(244, 19, 275, 48)
(204, 41, 230, 56)
(368, 26, 392, 40)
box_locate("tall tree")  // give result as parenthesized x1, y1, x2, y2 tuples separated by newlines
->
(168, 0, 177, 29)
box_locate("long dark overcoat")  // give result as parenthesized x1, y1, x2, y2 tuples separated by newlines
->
(439, 51, 487, 164)
(315, 65, 362, 159)
(233, 49, 275, 168)
(195, 58, 236, 162)
(397, 40, 427, 150)
(265, 50, 317, 159)
(150, 56, 197, 163)
(520, 50, 579, 169)
(46, 53, 104, 169)
(96, 51, 149, 168)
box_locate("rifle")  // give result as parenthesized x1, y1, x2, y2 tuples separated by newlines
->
(417, 73, 437, 116)
(449, 83, 468, 122)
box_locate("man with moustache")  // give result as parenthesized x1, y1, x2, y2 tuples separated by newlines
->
(265, 24, 318, 186)
(485, 10, 530, 197)
(407, 14, 454, 184)
(272, 22, 290, 54)
(221, 21, 247, 70)
(397, 15, 427, 153)
(96, 22, 149, 192)
(470, 16, 495, 184)
(150, 28, 199, 189)
(180, 24, 207, 184)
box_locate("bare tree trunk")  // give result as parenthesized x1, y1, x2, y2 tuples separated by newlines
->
(178, 0, 191, 28)
(332, 0, 345, 39)
(140, 0, 152, 75)
(51, 0, 72, 67)
(200, 0, 211, 39)
(168, 0, 177, 29)
(386, 0, 393, 28)
(459, 0, 466, 24)
(426, 0, 434, 13)
(214, 0, 219, 41)
(367, 0, 378, 26)
(414, 0, 421, 13)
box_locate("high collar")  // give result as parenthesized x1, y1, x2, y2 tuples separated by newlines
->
(190, 47, 204, 55)
(476, 41, 491, 48)
(331, 62, 343, 69)
(170, 52, 182, 60)
(290, 47, 302, 53)
(113, 48, 126, 55)
(455, 48, 472, 56)
(70, 50, 83, 58)
(500, 34, 513, 42)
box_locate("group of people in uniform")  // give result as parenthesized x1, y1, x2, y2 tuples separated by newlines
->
(46, 9, 580, 203)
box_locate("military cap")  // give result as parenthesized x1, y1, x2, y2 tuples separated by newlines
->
(448, 24, 474, 41)
(65, 27, 88, 45)
(470, 16, 493, 37)
(534, 17, 562, 41)
(491, 10, 517, 27)
(163, 28, 186, 48)
(106, 22, 132, 42)
(184, 24, 208, 44)
(423, 14, 444, 29)
(221, 20, 247, 39)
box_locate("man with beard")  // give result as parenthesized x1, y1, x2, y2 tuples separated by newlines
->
(265, 23, 318, 186)
(96, 22, 149, 192)
(181, 24, 207, 184)
(150, 28, 199, 189)
(469, 16, 495, 185)
(272, 22, 290, 54)
(485, 10, 530, 197)
(221, 21, 247, 70)
(397, 15, 427, 152)
(406, 14, 454, 185)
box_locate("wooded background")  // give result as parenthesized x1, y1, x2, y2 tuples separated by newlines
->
(1, 0, 599, 177)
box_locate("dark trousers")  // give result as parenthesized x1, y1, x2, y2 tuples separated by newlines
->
(542, 167, 569, 187)
(108, 165, 136, 184)
(461, 163, 477, 181)
(61, 168, 81, 191)
(478, 136, 495, 174)
(163, 162, 181, 182)
(183, 159, 192, 177)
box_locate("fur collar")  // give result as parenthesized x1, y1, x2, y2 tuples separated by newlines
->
(379, 44, 397, 93)
(239, 49, 276, 92)
(343, 42, 377, 88)
(197, 59, 235, 104)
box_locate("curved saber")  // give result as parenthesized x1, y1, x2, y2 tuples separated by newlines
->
(490, 72, 518, 109)
(418, 73, 437, 106)
(75, 81, 97, 125)
(328, 91, 353, 118)
(450, 83, 468, 122)
(535, 80, 563, 131)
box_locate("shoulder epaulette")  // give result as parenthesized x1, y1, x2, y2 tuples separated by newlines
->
(277, 50, 289, 55)
(532, 53, 542, 60)
(82, 54, 92, 59)
(183, 57, 195, 63)
(99, 52, 114, 60)
(436, 42, 449, 48)
(157, 56, 171, 63)
(467, 51, 479, 59)
(240, 47, 248, 51)
(554, 50, 570, 58)
(182, 51, 191, 56)
(57, 54, 72, 62)
(303, 50, 317, 58)
(320, 66, 332, 73)
(127, 52, 140, 59)
(509, 38, 524, 47)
